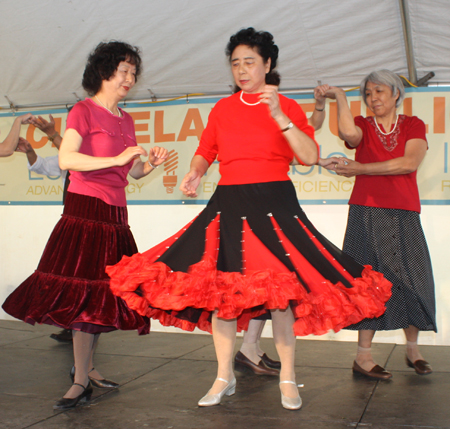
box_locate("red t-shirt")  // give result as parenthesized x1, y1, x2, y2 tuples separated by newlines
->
(195, 91, 317, 185)
(65, 98, 137, 207)
(346, 115, 427, 213)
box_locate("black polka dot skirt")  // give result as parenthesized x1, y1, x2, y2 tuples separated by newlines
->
(343, 205, 437, 332)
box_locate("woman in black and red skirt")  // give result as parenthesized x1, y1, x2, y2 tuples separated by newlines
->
(107, 28, 392, 410)
(2, 41, 168, 410)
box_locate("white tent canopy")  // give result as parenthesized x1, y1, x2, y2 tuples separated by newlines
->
(1, 0, 450, 111)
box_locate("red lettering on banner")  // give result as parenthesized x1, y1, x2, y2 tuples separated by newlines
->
(155, 111, 175, 142)
(434, 97, 445, 134)
(130, 111, 150, 143)
(403, 98, 412, 116)
(177, 108, 204, 141)
(300, 103, 315, 114)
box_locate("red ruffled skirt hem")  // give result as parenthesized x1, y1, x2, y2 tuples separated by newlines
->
(106, 181, 392, 336)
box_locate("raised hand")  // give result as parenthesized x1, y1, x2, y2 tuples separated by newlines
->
(148, 146, 169, 167)
(259, 85, 282, 119)
(324, 86, 346, 100)
(314, 84, 331, 102)
(29, 114, 57, 136)
(19, 113, 35, 124)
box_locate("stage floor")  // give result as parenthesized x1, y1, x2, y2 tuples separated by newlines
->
(1, 320, 449, 429)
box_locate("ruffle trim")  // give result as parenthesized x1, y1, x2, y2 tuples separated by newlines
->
(2, 270, 150, 335)
(107, 256, 392, 336)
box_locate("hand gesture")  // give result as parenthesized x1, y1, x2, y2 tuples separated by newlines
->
(318, 156, 340, 170)
(324, 86, 346, 100)
(334, 157, 359, 177)
(259, 85, 282, 119)
(180, 169, 203, 198)
(15, 137, 34, 154)
(18, 113, 34, 124)
(115, 146, 147, 167)
(29, 114, 57, 136)
(314, 84, 331, 102)
(148, 146, 169, 167)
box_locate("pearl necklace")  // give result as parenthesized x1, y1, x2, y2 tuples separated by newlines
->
(374, 115, 399, 136)
(240, 91, 261, 106)
(95, 96, 122, 117)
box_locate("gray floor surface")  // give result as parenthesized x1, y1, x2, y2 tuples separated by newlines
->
(0, 320, 449, 429)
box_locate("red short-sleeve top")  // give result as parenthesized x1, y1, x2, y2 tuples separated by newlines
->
(195, 91, 317, 185)
(346, 114, 427, 213)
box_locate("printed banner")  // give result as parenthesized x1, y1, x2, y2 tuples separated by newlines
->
(0, 88, 449, 205)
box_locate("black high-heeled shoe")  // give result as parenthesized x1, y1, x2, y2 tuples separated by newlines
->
(70, 366, 119, 389)
(53, 382, 93, 410)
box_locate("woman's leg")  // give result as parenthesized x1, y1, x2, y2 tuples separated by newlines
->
(354, 330, 377, 372)
(62, 330, 94, 398)
(271, 307, 297, 398)
(207, 311, 237, 395)
(404, 325, 424, 362)
(87, 333, 103, 380)
(240, 319, 265, 364)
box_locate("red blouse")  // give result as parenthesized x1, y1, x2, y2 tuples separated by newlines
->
(65, 98, 137, 207)
(346, 115, 427, 213)
(195, 91, 317, 185)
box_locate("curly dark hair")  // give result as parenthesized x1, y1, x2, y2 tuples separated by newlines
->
(226, 27, 280, 87)
(82, 41, 142, 95)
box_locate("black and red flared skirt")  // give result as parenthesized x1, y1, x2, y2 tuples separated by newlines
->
(107, 181, 392, 336)
(2, 192, 150, 335)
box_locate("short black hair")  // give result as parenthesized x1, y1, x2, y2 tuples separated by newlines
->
(226, 27, 280, 86)
(82, 41, 142, 95)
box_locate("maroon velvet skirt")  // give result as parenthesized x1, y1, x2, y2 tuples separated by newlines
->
(2, 192, 150, 335)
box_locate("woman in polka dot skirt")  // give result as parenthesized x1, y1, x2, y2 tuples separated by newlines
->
(321, 70, 436, 379)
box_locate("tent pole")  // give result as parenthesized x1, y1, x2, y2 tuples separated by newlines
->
(399, 0, 418, 86)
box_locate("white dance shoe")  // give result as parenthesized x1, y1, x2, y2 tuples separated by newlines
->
(198, 377, 236, 407)
(279, 380, 302, 410)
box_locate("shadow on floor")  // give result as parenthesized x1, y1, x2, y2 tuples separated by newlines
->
(1, 320, 449, 429)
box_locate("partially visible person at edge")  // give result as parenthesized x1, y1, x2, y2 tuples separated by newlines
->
(235, 84, 330, 376)
(2, 40, 168, 410)
(320, 69, 436, 380)
(0, 114, 33, 157)
(106, 28, 392, 411)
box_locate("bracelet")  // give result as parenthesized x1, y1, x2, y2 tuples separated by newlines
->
(48, 132, 59, 142)
(281, 121, 293, 132)
(315, 107, 325, 112)
(148, 161, 158, 169)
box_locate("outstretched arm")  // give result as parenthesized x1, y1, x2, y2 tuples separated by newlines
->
(334, 139, 427, 177)
(0, 114, 34, 157)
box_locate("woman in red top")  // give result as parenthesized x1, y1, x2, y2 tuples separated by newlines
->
(322, 70, 436, 380)
(107, 29, 391, 410)
(3, 41, 168, 410)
